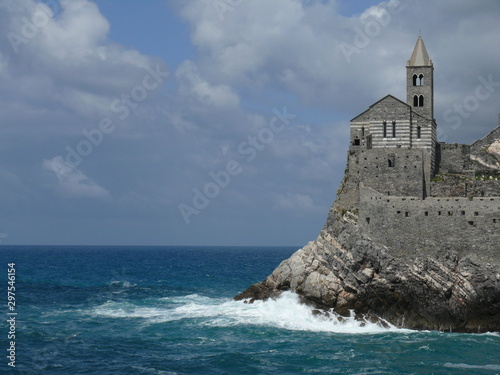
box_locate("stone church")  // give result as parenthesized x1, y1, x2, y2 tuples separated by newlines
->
(338, 36, 500, 259)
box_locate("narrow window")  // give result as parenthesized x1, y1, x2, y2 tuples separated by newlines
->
(412, 74, 418, 86)
(383, 121, 387, 138)
(361, 126, 365, 137)
(366, 217, 371, 224)
(392, 121, 396, 138)
(388, 153, 395, 168)
(417, 126, 421, 139)
(419, 95, 424, 107)
(418, 74, 424, 85)
(413, 95, 419, 107)
(405, 212, 409, 217)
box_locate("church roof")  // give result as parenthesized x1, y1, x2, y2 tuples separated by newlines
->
(407, 36, 432, 67)
(351, 94, 410, 122)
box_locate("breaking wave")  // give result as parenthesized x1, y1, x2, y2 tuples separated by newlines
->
(89, 291, 408, 334)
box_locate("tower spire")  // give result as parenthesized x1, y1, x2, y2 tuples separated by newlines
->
(408, 35, 432, 67)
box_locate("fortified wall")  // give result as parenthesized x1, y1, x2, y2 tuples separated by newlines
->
(357, 187, 500, 262)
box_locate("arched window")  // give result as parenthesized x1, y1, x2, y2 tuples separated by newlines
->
(412, 74, 418, 86)
(414, 95, 424, 107)
(418, 74, 424, 85)
(383, 121, 387, 138)
(417, 126, 421, 139)
(392, 120, 396, 138)
(361, 126, 365, 137)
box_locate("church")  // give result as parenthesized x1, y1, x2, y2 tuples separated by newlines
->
(348, 36, 437, 199)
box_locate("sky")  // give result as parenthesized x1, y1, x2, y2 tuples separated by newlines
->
(0, 0, 499, 246)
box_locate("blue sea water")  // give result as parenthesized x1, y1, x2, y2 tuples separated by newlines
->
(0, 246, 499, 375)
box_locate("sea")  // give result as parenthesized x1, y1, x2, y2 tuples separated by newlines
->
(0, 246, 499, 375)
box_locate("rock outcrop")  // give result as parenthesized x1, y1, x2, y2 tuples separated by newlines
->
(235, 134, 500, 333)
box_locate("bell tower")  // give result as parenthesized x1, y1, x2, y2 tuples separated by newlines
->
(406, 36, 434, 121)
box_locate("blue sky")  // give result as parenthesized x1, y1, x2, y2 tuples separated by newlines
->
(1, 0, 499, 246)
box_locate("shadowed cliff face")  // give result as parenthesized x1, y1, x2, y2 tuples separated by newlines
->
(235, 134, 500, 333)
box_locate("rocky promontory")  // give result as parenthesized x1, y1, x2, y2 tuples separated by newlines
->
(235, 134, 500, 333)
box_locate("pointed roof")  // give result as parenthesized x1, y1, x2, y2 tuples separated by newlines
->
(351, 95, 410, 121)
(407, 36, 432, 66)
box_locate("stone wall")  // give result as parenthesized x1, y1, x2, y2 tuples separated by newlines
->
(431, 176, 500, 198)
(346, 148, 431, 200)
(435, 143, 471, 173)
(358, 187, 500, 262)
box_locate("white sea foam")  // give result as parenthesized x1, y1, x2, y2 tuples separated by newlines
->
(90, 292, 409, 334)
(444, 363, 500, 371)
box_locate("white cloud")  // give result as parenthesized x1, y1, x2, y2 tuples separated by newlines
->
(42, 157, 110, 198)
(0, 0, 166, 127)
(176, 60, 240, 108)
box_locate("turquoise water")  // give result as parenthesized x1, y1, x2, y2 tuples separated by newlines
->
(0, 246, 499, 374)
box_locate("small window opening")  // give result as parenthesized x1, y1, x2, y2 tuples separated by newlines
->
(424, 211, 429, 216)
(366, 217, 371, 224)
(417, 126, 421, 139)
(383, 121, 387, 138)
(418, 74, 424, 85)
(392, 121, 396, 138)
(412, 74, 418, 86)
(419, 95, 424, 107)
(388, 153, 395, 168)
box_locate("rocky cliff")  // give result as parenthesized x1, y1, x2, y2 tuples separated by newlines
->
(235, 136, 500, 333)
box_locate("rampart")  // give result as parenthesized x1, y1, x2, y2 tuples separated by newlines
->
(358, 187, 500, 262)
